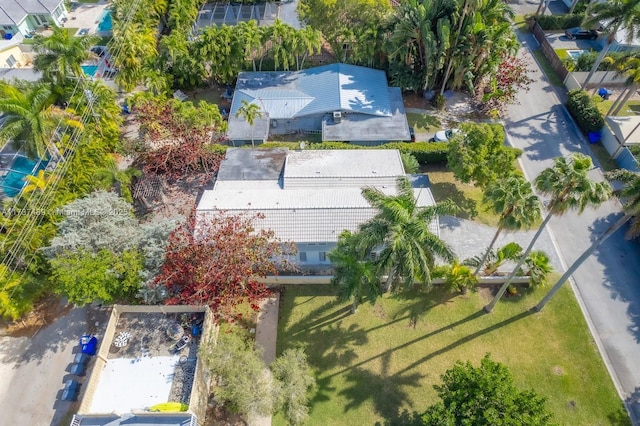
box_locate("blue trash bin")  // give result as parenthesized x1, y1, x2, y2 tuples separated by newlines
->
(588, 131, 602, 144)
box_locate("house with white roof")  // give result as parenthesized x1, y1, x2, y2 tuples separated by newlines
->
(0, 0, 67, 40)
(227, 63, 411, 145)
(196, 148, 438, 269)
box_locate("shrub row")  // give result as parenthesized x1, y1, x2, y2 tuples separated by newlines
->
(565, 89, 605, 134)
(258, 141, 449, 164)
(534, 14, 584, 30)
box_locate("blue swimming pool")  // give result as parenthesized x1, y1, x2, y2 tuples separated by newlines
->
(0, 156, 46, 197)
(81, 65, 99, 77)
(97, 9, 113, 32)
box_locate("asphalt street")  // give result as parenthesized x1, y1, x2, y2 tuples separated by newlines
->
(506, 28, 640, 423)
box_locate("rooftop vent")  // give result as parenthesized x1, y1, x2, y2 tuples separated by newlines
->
(333, 111, 342, 124)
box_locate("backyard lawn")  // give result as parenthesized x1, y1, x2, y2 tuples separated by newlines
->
(406, 112, 441, 134)
(275, 284, 628, 426)
(595, 99, 640, 117)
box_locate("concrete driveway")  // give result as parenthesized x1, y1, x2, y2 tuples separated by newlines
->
(0, 306, 91, 426)
(505, 28, 640, 424)
(545, 31, 602, 51)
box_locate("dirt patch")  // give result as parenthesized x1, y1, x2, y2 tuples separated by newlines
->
(552, 366, 565, 376)
(0, 296, 73, 338)
(205, 403, 247, 426)
(373, 304, 386, 320)
(403, 91, 479, 127)
(477, 286, 493, 303)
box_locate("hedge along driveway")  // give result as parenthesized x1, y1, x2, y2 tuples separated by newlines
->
(274, 284, 628, 426)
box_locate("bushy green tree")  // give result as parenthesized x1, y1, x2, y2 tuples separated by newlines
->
(271, 348, 315, 426)
(420, 355, 557, 425)
(447, 123, 521, 188)
(201, 330, 275, 418)
(51, 248, 143, 305)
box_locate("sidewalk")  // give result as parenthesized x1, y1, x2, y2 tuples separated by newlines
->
(251, 295, 280, 426)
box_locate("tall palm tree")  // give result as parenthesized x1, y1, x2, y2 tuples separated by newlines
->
(235, 100, 263, 147)
(607, 57, 640, 116)
(329, 230, 380, 314)
(534, 169, 640, 311)
(484, 154, 612, 312)
(359, 176, 457, 292)
(33, 26, 98, 88)
(581, 0, 640, 89)
(238, 20, 264, 72)
(473, 175, 541, 276)
(0, 82, 83, 160)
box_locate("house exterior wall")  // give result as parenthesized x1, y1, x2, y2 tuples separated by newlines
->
(295, 242, 335, 265)
(0, 45, 27, 67)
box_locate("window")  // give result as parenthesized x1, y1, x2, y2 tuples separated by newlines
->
(2, 26, 12, 31)
(319, 252, 327, 262)
(318, 242, 327, 246)
(53, 6, 63, 19)
(5, 55, 16, 68)
(299, 252, 307, 262)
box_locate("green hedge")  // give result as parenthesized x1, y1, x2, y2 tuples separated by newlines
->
(565, 89, 604, 134)
(535, 14, 584, 30)
(258, 141, 448, 164)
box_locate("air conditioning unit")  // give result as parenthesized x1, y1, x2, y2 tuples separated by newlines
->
(333, 111, 342, 124)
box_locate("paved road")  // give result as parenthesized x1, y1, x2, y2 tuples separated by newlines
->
(506, 29, 640, 423)
(0, 306, 90, 426)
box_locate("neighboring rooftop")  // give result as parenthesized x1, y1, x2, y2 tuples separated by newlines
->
(0, 0, 63, 25)
(216, 147, 288, 181)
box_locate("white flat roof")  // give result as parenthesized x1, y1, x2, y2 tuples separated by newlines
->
(283, 149, 404, 178)
(89, 356, 180, 414)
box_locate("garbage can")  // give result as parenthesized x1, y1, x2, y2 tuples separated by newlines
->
(588, 131, 601, 144)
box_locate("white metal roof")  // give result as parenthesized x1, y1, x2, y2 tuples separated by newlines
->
(606, 115, 640, 145)
(284, 149, 404, 178)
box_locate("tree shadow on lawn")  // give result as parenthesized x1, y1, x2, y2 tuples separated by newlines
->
(389, 287, 457, 329)
(339, 352, 424, 420)
(429, 182, 478, 220)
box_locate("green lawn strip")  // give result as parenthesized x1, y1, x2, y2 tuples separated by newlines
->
(513, 15, 530, 33)
(406, 112, 441, 134)
(589, 142, 619, 172)
(275, 283, 627, 426)
(531, 49, 565, 87)
(595, 99, 640, 117)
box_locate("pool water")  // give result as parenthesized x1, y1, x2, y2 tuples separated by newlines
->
(81, 65, 99, 77)
(567, 49, 586, 60)
(0, 156, 47, 197)
(97, 10, 113, 32)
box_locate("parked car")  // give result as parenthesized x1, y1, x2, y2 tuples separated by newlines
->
(429, 128, 461, 142)
(564, 28, 598, 40)
(90, 46, 108, 57)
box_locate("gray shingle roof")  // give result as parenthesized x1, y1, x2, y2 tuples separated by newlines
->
(0, 0, 63, 25)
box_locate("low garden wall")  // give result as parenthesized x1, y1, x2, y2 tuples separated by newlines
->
(599, 126, 640, 172)
(564, 72, 628, 91)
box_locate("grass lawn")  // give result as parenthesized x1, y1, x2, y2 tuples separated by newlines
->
(275, 284, 628, 426)
(406, 112, 441, 134)
(513, 15, 530, 33)
(589, 142, 619, 172)
(422, 164, 498, 227)
(595, 99, 640, 117)
(531, 49, 565, 87)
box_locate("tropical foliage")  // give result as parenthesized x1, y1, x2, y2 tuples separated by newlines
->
(358, 176, 456, 292)
(447, 123, 522, 188)
(419, 355, 557, 425)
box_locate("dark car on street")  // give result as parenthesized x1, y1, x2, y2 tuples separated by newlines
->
(565, 28, 598, 40)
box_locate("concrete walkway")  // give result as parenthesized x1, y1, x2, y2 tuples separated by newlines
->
(251, 295, 280, 426)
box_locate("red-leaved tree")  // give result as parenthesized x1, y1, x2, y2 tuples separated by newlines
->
(133, 97, 225, 179)
(479, 55, 534, 116)
(155, 211, 296, 317)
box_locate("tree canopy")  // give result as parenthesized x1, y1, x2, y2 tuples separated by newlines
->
(447, 123, 522, 188)
(419, 355, 557, 425)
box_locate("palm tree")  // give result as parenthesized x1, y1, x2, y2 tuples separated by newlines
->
(112, 23, 158, 92)
(94, 154, 141, 203)
(359, 176, 457, 292)
(484, 154, 612, 312)
(23, 170, 54, 194)
(607, 57, 640, 116)
(473, 175, 541, 276)
(534, 169, 640, 311)
(294, 25, 322, 71)
(581, 0, 640, 89)
(238, 20, 264, 72)
(235, 100, 263, 147)
(524, 250, 553, 287)
(0, 82, 83, 160)
(442, 259, 478, 294)
(33, 26, 98, 88)
(328, 231, 380, 314)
